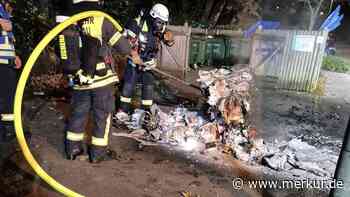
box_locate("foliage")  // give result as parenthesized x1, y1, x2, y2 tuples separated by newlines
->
(261, 0, 331, 30)
(10, 0, 262, 61)
(103, 0, 138, 24)
(322, 56, 350, 73)
(12, 0, 52, 61)
(312, 74, 326, 97)
(103, 0, 260, 27)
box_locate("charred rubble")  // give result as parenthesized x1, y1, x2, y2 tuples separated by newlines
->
(29, 62, 337, 177)
(122, 65, 266, 163)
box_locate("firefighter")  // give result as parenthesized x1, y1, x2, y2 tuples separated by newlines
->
(61, 0, 133, 163)
(0, 0, 23, 142)
(115, 3, 174, 122)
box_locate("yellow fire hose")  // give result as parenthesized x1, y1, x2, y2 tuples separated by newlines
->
(13, 11, 123, 197)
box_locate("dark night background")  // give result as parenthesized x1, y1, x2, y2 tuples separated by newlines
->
(6, 0, 350, 60)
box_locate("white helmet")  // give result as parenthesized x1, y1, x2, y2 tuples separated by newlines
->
(149, 3, 169, 22)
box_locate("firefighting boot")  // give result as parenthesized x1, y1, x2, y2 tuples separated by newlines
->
(89, 146, 117, 164)
(65, 140, 84, 160)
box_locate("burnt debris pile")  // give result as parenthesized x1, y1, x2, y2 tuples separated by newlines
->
(122, 65, 266, 163)
(118, 65, 338, 178)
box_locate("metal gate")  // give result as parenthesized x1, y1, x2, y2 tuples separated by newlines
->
(250, 30, 328, 92)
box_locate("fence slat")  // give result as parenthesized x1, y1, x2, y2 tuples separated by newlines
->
(159, 25, 327, 92)
(254, 29, 327, 92)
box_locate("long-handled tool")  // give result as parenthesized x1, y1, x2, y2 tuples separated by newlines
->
(152, 67, 202, 90)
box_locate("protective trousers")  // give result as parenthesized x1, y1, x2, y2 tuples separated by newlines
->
(120, 62, 154, 113)
(66, 85, 114, 156)
(0, 64, 17, 141)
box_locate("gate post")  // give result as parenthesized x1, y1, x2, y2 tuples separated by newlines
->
(331, 117, 350, 196)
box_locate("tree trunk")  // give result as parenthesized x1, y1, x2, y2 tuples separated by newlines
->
(208, 0, 227, 28)
(308, 15, 316, 30)
(201, 0, 215, 22)
(307, 0, 325, 30)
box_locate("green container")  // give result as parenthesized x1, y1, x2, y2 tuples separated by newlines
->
(206, 39, 226, 66)
(189, 36, 248, 68)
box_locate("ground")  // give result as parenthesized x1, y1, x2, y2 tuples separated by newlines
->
(0, 69, 349, 197)
(258, 70, 349, 147)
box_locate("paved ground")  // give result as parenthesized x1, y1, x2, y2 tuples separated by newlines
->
(253, 70, 350, 194)
(257, 70, 350, 145)
(323, 70, 350, 103)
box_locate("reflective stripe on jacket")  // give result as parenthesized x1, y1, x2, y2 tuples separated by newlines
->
(73, 16, 131, 90)
(0, 4, 15, 64)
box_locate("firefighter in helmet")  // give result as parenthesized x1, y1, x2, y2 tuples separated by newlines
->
(115, 3, 174, 122)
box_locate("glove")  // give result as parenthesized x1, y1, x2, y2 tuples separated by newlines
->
(130, 49, 143, 65)
(74, 70, 93, 85)
(143, 59, 157, 71)
(163, 30, 175, 47)
(0, 19, 12, 32)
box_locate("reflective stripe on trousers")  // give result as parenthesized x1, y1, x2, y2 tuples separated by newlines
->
(120, 63, 154, 112)
(91, 113, 111, 146)
(1, 114, 14, 121)
(66, 86, 115, 148)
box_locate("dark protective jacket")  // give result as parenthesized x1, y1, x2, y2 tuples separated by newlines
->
(124, 13, 159, 63)
(59, 16, 131, 90)
(58, 25, 82, 74)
